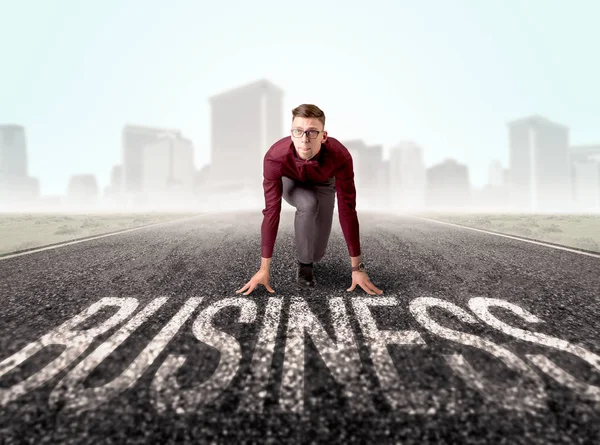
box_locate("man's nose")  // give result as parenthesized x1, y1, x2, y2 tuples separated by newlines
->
(302, 132, 310, 141)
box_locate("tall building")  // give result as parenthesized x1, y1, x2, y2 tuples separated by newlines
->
(193, 164, 211, 195)
(388, 141, 426, 211)
(0, 124, 39, 209)
(0, 125, 27, 178)
(570, 144, 600, 212)
(503, 168, 510, 186)
(488, 160, 504, 187)
(208, 78, 284, 195)
(471, 159, 510, 211)
(121, 125, 195, 207)
(67, 174, 99, 209)
(507, 115, 571, 212)
(570, 144, 600, 160)
(341, 139, 363, 194)
(143, 134, 195, 206)
(103, 165, 125, 208)
(341, 139, 385, 209)
(380, 158, 390, 210)
(110, 165, 123, 194)
(426, 158, 471, 209)
(123, 125, 176, 195)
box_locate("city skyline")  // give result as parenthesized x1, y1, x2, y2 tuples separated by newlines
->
(0, 90, 591, 202)
(1, 0, 598, 196)
(3, 80, 600, 215)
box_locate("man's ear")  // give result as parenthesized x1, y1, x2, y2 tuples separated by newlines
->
(322, 130, 327, 142)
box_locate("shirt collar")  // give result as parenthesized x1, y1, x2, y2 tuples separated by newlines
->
(290, 139, 324, 166)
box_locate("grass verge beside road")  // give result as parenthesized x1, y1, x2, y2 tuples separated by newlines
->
(2, 211, 598, 257)
(412, 212, 600, 253)
(0, 212, 201, 256)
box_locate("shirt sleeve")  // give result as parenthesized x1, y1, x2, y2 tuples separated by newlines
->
(261, 155, 283, 258)
(334, 153, 361, 257)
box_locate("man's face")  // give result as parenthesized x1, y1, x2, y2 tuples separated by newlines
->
(290, 117, 327, 160)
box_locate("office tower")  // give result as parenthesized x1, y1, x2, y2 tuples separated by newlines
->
(208, 78, 284, 196)
(503, 168, 510, 186)
(380, 158, 390, 210)
(0, 124, 39, 209)
(570, 144, 600, 160)
(143, 134, 195, 206)
(0, 125, 27, 178)
(471, 160, 509, 211)
(110, 165, 123, 194)
(507, 115, 571, 212)
(67, 174, 99, 209)
(426, 158, 471, 210)
(341, 139, 384, 209)
(103, 165, 124, 209)
(122, 125, 195, 207)
(389, 141, 426, 211)
(488, 160, 504, 187)
(570, 144, 600, 212)
(122, 125, 177, 195)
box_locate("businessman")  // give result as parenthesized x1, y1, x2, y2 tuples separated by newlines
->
(236, 104, 383, 295)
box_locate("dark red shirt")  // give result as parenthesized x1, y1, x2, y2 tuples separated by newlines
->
(261, 136, 361, 259)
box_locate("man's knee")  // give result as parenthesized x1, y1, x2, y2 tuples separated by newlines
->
(295, 193, 318, 214)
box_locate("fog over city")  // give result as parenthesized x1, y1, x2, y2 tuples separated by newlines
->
(1, 1, 599, 214)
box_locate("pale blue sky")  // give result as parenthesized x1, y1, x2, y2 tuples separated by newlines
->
(1, 0, 598, 196)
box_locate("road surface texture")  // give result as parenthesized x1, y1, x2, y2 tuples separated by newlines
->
(1, 210, 599, 444)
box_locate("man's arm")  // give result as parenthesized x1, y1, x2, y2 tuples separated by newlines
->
(350, 254, 363, 268)
(335, 153, 383, 295)
(334, 154, 361, 266)
(235, 150, 282, 296)
(260, 157, 283, 268)
(260, 257, 272, 271)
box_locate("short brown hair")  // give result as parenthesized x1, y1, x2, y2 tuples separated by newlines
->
(291, 104, 325, 129)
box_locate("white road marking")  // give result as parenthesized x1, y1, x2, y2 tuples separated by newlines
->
(4, 294, 598, 412)
(49, 297, 203, 413)
(0, 297, 139, 407)
(406, 214, 600, 259)
(469, 297, 600, 402)
(238, 297, 283, 412)
(151, 297, 256, 414)
(0, 212, 217, 261)
(352, 297, 443, 415)
(410, 296, 547, 413)
(279, 297, 373, 414)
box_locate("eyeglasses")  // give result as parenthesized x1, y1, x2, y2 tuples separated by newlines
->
(291, 129, 321, 139)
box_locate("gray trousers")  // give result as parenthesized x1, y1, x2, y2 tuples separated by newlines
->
(282, 176, 336, 264)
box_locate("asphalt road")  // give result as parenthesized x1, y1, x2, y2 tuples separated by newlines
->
(1, 210, 599, 444)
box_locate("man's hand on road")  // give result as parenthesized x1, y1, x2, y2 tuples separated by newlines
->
(236, 268, 275, 295)
(347, 271, 383, 295)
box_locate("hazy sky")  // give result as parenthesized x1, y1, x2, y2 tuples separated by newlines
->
(1, 0, 598, 196)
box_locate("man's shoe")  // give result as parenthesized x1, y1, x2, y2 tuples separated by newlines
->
(297, 261, 316, 287)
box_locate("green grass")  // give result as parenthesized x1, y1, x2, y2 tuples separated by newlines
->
(3, 211, 598, 257)
(413, 212, 600, 253)
(0, 212, 201, 256)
